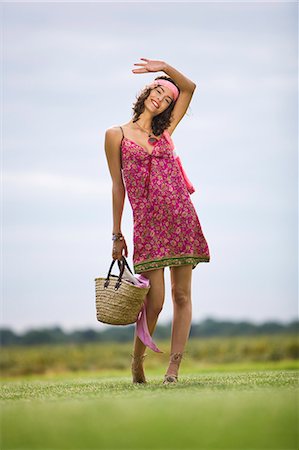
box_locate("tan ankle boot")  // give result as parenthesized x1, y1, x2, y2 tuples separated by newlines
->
(163, 352, 184, 385)
(130, 353, 147, 384)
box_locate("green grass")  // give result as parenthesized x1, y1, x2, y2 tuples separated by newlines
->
(1, 362, 298, 450)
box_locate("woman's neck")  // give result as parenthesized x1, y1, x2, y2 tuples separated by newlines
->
(132, 111, 154, 132)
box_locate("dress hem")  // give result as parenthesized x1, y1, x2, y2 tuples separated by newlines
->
(133, 255, 210, 274)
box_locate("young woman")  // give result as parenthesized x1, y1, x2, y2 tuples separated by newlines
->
(104, 58, 210, 385)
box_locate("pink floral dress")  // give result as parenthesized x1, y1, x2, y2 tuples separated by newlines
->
(119, 126, 210, 274)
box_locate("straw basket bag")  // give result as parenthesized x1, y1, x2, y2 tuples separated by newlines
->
(95, 256, 150, 325)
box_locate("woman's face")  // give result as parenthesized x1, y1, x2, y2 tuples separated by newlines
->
(144, 84, 174, 115)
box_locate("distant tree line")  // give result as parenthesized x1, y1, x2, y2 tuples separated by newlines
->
(0, 318, 298, 346)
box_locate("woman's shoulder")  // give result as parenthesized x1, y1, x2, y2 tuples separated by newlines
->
(106, 123, 131, 137)
(105, 124, 126, 139)
(104, 127, 125, 153)
(106, 124, 123, 133)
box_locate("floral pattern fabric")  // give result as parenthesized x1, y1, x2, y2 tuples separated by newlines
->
(120, 128, 210, 274)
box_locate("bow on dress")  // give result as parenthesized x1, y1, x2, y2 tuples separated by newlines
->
(144, 130, 195, 198)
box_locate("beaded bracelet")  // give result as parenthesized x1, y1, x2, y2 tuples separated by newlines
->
(112, 232, 124, 242)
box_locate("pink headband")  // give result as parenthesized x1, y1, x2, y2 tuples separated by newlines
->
(149, 79, 179, 102)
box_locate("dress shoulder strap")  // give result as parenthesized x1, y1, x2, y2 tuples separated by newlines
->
(119, 126, 124, 140)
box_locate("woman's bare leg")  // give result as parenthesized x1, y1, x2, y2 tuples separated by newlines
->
(132, 267, 165, 357)
(166, 264, 193, 377)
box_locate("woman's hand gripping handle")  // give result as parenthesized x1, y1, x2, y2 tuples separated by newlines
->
(112, 233, 128, 260)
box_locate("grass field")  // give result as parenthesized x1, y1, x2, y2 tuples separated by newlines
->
(1, 334, 298, 377)
(1, 358, 298, 450)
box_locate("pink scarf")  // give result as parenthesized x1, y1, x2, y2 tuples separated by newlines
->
(163, 130, 195, 195)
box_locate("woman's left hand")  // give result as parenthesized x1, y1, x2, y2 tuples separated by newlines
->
(132, 58, 166, 74)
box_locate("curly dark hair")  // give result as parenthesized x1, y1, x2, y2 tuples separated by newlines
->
(131, 75, 180, 136)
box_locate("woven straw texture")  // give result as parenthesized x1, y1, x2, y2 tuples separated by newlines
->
(95, 274, 150, 325)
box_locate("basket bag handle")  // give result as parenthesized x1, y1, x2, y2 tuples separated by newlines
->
(104, 256, 133, 290)
(116, 256, 134, 275)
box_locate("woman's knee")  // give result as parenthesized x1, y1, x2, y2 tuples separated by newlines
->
(171, 287, 191, 307)
(170, 265, 192, 306)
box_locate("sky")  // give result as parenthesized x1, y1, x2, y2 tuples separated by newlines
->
(1, 1, 298, 333)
